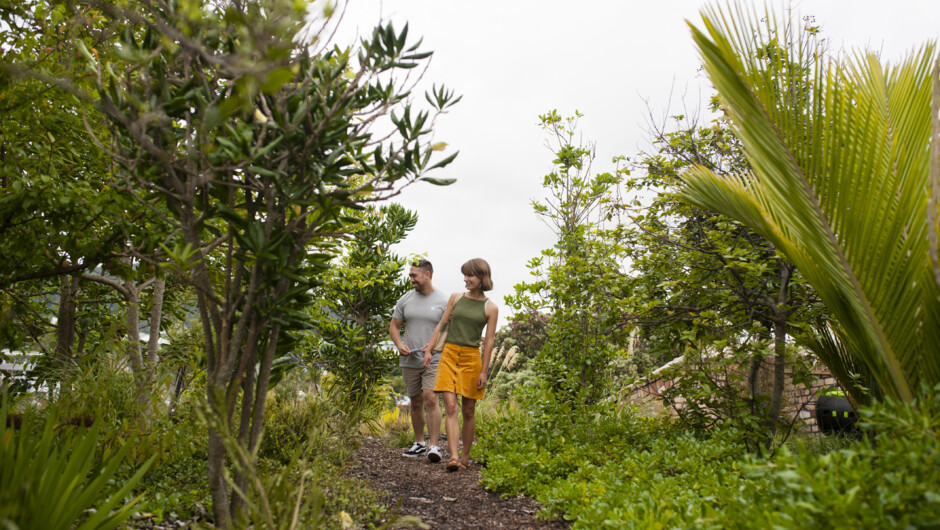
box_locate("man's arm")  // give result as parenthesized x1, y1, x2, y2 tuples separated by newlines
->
(389, 318, 411, 356)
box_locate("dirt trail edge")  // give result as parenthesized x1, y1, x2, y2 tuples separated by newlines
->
(350, 436, 569, 529)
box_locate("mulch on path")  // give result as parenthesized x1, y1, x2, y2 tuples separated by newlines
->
(350, 436, 569, 529)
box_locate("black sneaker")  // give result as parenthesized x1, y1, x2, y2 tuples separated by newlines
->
(402, 442, 426, 458)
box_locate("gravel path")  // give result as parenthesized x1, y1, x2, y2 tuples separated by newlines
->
(350, 435, 569, 529)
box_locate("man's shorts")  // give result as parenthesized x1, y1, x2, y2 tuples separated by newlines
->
(402, 355, 440, 397)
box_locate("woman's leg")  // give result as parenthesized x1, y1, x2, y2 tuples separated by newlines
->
(441, 391, 460, 460)
(460, 397, 476, 463)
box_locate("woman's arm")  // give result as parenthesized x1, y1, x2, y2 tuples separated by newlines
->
(477, 301, 499, 389)
(424, 292, 459, 368)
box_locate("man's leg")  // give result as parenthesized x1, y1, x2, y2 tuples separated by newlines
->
(419, 360, 442, 448)
(410, 392, 426, 444)
(423, 389, 440, 447)
(401, 367, 427, 457)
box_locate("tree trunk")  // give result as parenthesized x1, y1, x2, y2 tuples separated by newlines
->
(207, 392, 233, 529)
(767, 319, 787, 439)
(54, 275, 79, 365)
(82, 267, 165, 426)
(231, 362, 256, 518)
(748, 356, 763, 401)
(136, 276, 166, 422)
(765, 261, 792, 444)
(170, 365, 187, 412)
(248, 323, 281, 453)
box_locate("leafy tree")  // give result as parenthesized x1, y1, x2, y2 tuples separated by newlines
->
(624, 105, 824, 448)
(78, 264, 168, 422)
(680, 2, 940, 405)
(0, 1, 186, 416)
(0, 1, 139, 354)
(27, 0, 459, 524)
(493, 309, 550, 371)
(307, 203, 418, 394)
(509, 111, 633, 407)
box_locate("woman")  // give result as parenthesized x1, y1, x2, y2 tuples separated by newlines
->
(424, 258, 498, 472)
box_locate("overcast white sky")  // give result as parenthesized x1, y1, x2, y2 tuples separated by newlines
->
(331, 0, 940, 327)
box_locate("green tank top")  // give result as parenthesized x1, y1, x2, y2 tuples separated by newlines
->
(446, 295, 488, 347)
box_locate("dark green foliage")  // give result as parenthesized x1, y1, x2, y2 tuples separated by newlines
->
(53, 354, 139, 428)
(218, 370, 394, 528)
(308, 204, 417, 394)
(136, 452, 211, 524)
(722, 384, 940, 528)
(259, 392, 322, 465)
(130, 368, 395, 528)
(493, 310, 550, 371)
(0, 400, 154, 530)
(488, 365, 537, 401)
(652, 341, 817, 454)
(48, 1, 461, 521)
(624, 106, 827, 448)
(0, 0, 136, 294)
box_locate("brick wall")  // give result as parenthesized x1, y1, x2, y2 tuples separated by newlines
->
(621, 354, 843, 434)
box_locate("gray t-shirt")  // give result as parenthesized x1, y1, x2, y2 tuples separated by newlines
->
(392, 289, 448, 369)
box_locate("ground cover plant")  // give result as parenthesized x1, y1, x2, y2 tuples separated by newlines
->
(474, 386, 940, 528)
(474, 399, 759, 529)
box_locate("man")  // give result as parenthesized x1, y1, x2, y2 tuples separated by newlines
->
(390, 259, 448, 462)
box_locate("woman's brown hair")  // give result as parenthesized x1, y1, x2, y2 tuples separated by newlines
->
(460, 258, 493, 291)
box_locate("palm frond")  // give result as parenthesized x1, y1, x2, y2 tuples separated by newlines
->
(679, 1, 940, 402)
(803, 321, 881, 407)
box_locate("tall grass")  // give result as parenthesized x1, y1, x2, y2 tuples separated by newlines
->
(487, 345, 520, 390)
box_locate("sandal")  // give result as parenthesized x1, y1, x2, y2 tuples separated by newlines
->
(446, 458, 460, 472)
(459, 456, 470, 469)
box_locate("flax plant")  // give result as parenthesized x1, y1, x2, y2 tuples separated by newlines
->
(0, 403, 152, 530)
(680, 2, 940, 404)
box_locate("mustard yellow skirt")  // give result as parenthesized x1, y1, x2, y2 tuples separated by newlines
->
(433, 342, 485, 400)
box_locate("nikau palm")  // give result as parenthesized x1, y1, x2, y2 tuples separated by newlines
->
(680, 2, 940, 404)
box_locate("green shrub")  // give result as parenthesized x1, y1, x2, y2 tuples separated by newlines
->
(388, 374, 406, 397)
(489, 366, 538, 401)
(781, 430, 857, 456)
(130, 407, 211, 523)
(259, 371, 388, 464)
(136, 451, 211, 524)
(389, 420, 415, 449)
(212, 377, 392, 529)
(720, 384, 940, 528)
(251, 458, 390, 530)
(259, 394, 319, 464)
(54, 353, 139, 422)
